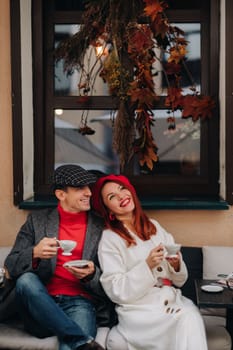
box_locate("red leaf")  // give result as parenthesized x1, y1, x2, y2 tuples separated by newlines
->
(164, 62, 182, 75)
(165, 87, 183, 110)
(143, 0, 167, 21)
(130, 87, 156, 107)
(128, 26, 154, 54)
(182, 95, 215, 121)
(150, 14, 169, 38)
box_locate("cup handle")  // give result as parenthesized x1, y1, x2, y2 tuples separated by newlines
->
(55, 239, 61, 247)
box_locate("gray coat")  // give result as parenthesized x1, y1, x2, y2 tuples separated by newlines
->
(5, 208, 115, 327)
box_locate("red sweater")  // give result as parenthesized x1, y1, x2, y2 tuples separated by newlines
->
(46, 204, 91, 298)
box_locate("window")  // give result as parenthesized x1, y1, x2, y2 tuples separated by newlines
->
(11, 0, 222, 204)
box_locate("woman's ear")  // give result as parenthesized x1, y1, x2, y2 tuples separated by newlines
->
(109, 212, 116, 221)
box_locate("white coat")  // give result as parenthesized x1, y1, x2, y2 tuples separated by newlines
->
(98, 219, 208, 350)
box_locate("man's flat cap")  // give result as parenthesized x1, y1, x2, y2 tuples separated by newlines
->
(52, 164, 96, 188)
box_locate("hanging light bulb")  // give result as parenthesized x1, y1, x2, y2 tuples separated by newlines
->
(55, 109, 64, 116)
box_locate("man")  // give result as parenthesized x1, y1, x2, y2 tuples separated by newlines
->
(4, 164, 113, 350)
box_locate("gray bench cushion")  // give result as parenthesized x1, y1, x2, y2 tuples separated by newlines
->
(0, 321, 58, 350)
(204, 315, 232, 350)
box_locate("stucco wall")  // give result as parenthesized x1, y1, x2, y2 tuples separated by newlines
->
(0, 0, 233, 249)
(0, 0, 28, 247)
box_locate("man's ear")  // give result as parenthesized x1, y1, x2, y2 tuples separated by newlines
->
(54, 189, 66, 201)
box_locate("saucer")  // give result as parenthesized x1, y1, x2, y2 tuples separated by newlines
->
(201, 285, 224, 293)
(63, 260, 89, 268)
(165, 254, 179, 258)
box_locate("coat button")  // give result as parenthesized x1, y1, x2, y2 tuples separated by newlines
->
(157, 266, 163, 272)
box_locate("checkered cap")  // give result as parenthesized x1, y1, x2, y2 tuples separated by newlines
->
(52, 164, 96, 189)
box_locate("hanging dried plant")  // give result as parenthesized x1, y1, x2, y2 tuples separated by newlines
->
(112, 100, 135, 170)
(55, 0, 215, 170)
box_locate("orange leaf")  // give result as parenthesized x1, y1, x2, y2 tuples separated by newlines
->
(168, 45, 187, 64)
(182, 95, 215, 121)
(143, 0, 166, 21)
(129, 87, 156, 107)
(139, 147, 158, 170)
(165, 87, 183, 110)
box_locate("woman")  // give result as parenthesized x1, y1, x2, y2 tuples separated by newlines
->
(91, 174, 208, 350)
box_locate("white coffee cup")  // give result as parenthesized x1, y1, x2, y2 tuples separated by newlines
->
(56, 239, 77, 256)
(226, 273, 233, 289)
(164, 243, 181, 257)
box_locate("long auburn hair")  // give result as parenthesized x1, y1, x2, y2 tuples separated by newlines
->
(93, 177, 157, 246)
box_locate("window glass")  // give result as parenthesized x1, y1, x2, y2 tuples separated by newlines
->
(178, 23, 201, 92)
(54, 109, 200, 177)
(137, 110, 200, 176)
(54, 109, 119, 173)
(54, 25, 109, 96)
(54, 23, 200, 97)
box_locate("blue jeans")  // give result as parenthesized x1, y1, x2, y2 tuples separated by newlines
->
(15, 272, 97, 350)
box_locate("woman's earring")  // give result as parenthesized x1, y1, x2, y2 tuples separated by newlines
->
(109, 213, 115, 221)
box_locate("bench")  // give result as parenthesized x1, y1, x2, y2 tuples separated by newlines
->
(0, 246, 232, 349)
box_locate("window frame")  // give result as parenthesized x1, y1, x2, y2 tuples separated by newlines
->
(11, 0, 224, 204)
(225, 0, 233, 204)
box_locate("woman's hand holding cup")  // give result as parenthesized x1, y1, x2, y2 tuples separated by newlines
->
(146, 243, 165, 270)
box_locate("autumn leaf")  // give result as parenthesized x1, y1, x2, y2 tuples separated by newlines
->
(165, 87, 183, 110)
(150, 14, 169, 38)
(135, 110, 155, 131)
(129, 87, 157, 107)
(181, 95, 197, 119)
(138, 143, 158, 169)
(168, 45, 188, 64)
(143, 0, 167, 22)
(128, 25, 154, 54)
(139, 152, 158, 170)
(164, 62, 182, 75)
(137, 66, 155, 90)
(191, 96, 216, 119)
(182, 95, 215, 121)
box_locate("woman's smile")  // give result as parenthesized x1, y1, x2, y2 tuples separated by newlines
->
(120, 197, 131, 207)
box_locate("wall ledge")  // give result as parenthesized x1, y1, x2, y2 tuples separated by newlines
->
(19, 197, 230, 210)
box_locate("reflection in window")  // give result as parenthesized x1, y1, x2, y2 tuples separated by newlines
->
(54, 25, 109, 96)
(158, 23, 201, 95)
(54, 109, 119, 173)
(54, 23, 200, 97)
(54, 109, 200, 177)
(177, 23, 201, 92)
(136, 110, 200, 176)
